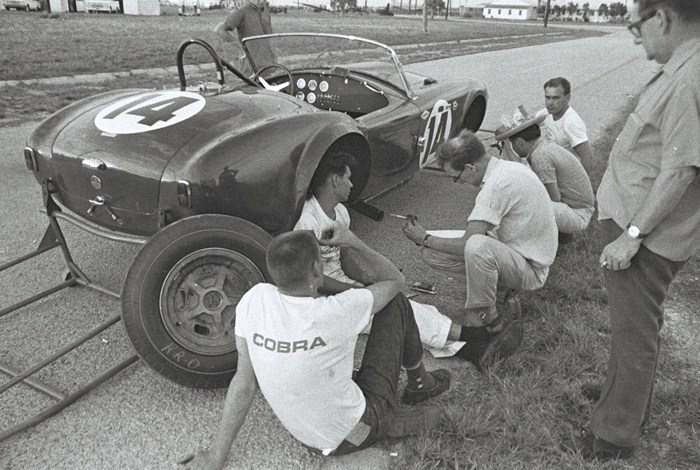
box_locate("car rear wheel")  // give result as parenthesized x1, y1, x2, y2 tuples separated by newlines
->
(121, 214, 271, 389)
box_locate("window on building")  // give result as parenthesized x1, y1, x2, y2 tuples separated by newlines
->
(519, 10, 522, 15)
(508, 9, 511, 14)
(498, 9, 501, 14)
(487, 8, 491, 13)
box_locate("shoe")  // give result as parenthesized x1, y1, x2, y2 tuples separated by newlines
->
(561, 428, 635, 461)
(386, 405, 443, 437)
(401, 369, 451, 405)
(581, 382, 602, 401)
(478, 319, 523, 371)
(486, 291, 521, 334)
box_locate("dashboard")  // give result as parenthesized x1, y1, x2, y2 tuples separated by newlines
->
(278, 72, 390, 117)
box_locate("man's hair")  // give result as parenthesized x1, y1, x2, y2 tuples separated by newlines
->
(436, 130, 486, 171)
(266, 231, 319, 288)
(634, 0, 700, 21)
(543, 77, 571, 95)
(308, 151, 357, 198)
(510, 124, 541, 142)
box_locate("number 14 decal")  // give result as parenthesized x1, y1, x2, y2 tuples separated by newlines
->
(95, 91, 206, 135)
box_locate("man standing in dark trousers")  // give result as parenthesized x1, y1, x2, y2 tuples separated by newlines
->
(214, 0, 274, 76)
(565, 0, 700, 461)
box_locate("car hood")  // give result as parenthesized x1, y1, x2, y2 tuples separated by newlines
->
(47, 88, 304, 214)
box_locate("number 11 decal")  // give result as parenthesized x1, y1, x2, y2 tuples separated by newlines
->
(419, 99, 453, 168)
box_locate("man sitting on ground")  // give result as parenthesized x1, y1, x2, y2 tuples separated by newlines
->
(402, 130, 558, 333)
(184, 230, 450, 469)
(294, 151, 523, 368)
(535, 77, 595, 176)
(496, 110, 595, 236)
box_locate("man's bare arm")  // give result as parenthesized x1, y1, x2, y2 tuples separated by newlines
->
(544, 182, 561, 202)
(319, 227, 403, 313)
(319, 275, 361, 295)
(184, 336, 257, 470)
(572, 141, 594, 176)
(403, 219, 494, 256)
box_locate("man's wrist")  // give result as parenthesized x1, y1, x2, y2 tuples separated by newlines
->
(625, 223, 647, 240)
(422, 234, 432, 248)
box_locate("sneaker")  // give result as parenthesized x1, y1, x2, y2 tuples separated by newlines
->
(478, 319, 523, 371)
(401, 369, 451, 405)
(386, 405, 443, 437)
(561, 428, 635, 461)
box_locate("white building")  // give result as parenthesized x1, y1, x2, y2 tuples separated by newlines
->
(482, 0, 536, 20)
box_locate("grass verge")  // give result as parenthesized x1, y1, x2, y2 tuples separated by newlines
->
(1, 9, 605, 81)
(393, 98, 700, 470)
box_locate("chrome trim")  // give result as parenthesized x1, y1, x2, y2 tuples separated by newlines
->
(81, 158, 106, 171)
(40, 208, 148, 245)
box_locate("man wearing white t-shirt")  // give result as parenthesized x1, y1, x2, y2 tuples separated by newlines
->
(535, 77, 595, 176)
(183, 230, 451, 469)
(294, 151, 525, 365)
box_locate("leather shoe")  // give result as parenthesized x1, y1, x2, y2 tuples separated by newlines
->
(401, 369, 451, 405)
(478, 318, 523, 371)
(561, 428, 634, 461)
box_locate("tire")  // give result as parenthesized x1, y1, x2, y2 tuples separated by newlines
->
(121, 215, 271, 389)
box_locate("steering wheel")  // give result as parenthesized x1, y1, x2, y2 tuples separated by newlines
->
(253, 64, 295, 96)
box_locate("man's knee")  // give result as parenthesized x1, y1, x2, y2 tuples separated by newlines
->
(464, 235, 496, 263)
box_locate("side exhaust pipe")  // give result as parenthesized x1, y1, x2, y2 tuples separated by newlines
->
(348, 200, 385, 222)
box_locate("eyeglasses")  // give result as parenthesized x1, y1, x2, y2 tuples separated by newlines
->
(628, 10, 657, 38)
(453, 165, 466, 183)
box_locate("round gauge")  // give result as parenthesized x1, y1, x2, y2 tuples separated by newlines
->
(319, 81, 329, 92)
(296, 78, 306, 89)
(307, 92, 317, 104)
(295, 91, 305, 101)
(308, 80, 317, 91)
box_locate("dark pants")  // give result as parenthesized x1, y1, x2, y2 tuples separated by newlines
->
(331, 293, 424, 455)
(590, 220, 686, 447)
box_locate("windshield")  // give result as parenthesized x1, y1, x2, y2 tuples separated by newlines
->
(242, 33, 412, 97)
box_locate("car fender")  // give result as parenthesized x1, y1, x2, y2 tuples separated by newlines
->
(161, 110, 369, 235)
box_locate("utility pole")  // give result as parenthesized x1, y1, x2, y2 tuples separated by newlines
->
(444, 0, 449, 20)
(544, 0, 551, 27)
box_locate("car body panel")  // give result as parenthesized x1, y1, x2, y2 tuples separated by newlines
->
(26, 34, 487, 239)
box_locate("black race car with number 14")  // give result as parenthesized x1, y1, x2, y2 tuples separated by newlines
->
(24, 33, 487, 388)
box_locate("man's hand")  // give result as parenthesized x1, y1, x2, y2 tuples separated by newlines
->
(599, 232, 643, 270)
(179, 449, 224, 470)
(402, 218, 427, 246)
(317, 226, 363, 249)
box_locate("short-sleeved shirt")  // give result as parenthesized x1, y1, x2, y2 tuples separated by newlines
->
(468, 158, 558, 268)
(528, 138, 594, 210)
(224, 2, 274, 67)
(597, 38, 700, 261)
(536, 106, 589, 152)
(293, 197, 353, 283)
(235, 283, 374, 453)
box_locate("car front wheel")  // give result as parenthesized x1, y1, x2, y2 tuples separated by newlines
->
(121, 214, 271, 389)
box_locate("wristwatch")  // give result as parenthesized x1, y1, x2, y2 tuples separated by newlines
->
(626, 224, 646, 239)
(422, 234, 432, 248)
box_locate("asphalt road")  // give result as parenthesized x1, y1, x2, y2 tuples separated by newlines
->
(0, 28, 656, 469)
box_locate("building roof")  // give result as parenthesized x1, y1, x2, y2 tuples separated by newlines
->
(483, 0, 535, 7)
